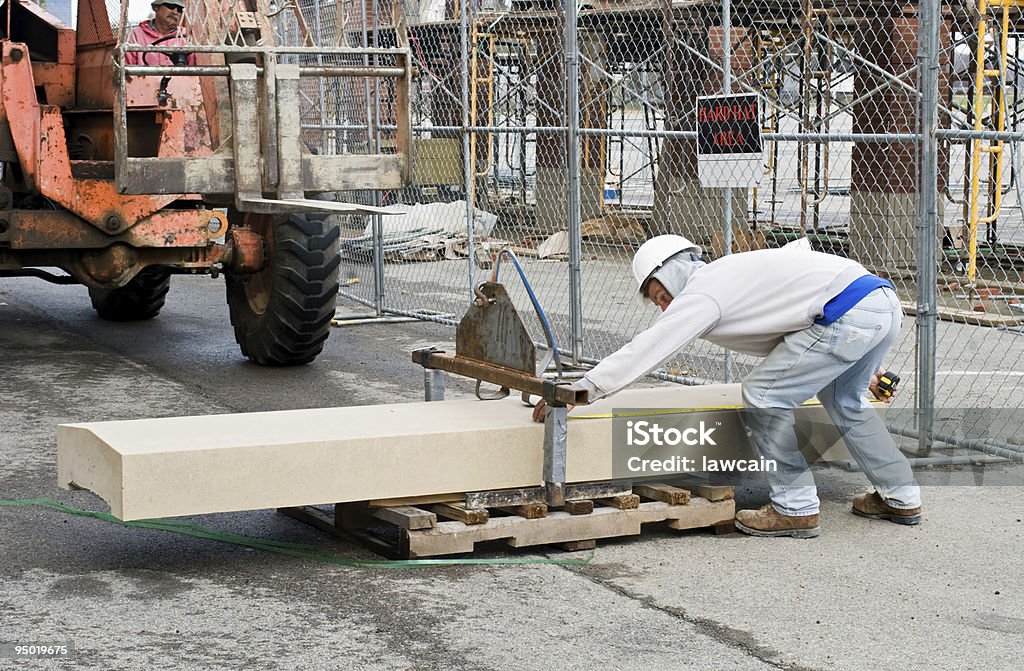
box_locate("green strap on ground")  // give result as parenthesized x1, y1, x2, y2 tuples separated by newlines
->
(0, 498, 594, 568)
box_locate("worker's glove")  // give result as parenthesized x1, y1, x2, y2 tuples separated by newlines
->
(528, 382, 588, 423)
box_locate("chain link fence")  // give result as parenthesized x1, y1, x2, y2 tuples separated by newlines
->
(277, 0, 1024, 461)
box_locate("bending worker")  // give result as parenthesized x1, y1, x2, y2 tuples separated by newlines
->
(533, 235, 921, 538)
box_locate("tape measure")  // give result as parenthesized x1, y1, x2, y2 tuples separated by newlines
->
(876, 370, 900, 398)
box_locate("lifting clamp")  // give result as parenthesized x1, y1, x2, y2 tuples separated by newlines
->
(413, 282, 627, 507)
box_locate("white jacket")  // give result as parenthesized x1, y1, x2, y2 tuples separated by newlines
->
(581, 247, 869, 399)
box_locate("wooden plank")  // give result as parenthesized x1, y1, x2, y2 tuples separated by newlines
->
(279, 505, 400, 558)
(558, 539, 596, 551)
(666, 498, 737, 531)
(689, 485, 734, 502)
(498, 503, 548, 519)
(710, 520, 737, 535)
(432, 502, 489, 525)
(278, 505, 336, 534)
(562, 499, 594, 515)
(368, 493, 462, 508)
(404, 498, 735, 558)
(370, 505, 436, 530)
(634, 483, 691, 506)
(598, 494, 641, 510)
(671, 478, 735, 502)
(336, 503, 379, 531)
(347, 527, 404, 559)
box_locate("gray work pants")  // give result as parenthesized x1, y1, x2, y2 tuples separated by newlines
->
(741, 287, 921, 516)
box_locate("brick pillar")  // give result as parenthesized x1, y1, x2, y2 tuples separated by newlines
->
(850, 9, 949, 270)
(653, 25, 752, 249)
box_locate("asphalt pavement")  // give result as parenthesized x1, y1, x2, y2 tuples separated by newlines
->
(1, 275, 1021, 671)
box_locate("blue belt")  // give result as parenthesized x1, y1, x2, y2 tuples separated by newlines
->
(814, 274, 893, 326)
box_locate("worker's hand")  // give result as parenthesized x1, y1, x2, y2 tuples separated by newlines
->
(869, 368, 895, 403)
(531, 399, 576, 423)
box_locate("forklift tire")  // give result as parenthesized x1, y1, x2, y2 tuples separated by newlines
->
(225, 211, 340, 366)
(89, 267, 171, 321)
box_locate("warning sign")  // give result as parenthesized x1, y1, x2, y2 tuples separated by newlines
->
(696, 93, 763, 187)
(697, 94, 762, 155)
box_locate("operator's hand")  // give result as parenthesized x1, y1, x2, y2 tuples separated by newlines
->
(531, 399, 576, 423)
(869, 368, 895, 403)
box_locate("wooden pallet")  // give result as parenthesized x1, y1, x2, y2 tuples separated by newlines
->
(280, 483, 736, 559)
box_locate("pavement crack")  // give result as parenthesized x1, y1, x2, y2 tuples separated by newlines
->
(563, 565, 827, 671)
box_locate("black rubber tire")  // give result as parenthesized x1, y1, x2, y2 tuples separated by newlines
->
(89, 267, 171, 321)
(225, 212, 340, 366)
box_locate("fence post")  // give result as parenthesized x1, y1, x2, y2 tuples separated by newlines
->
(461, 0, 475, 299)
(566, 0, 584, 363)
(915, 0, 940, 456)
(315, 0, 327, 153)
(361, 0, 385, 315)
(721, 0, 734, 383)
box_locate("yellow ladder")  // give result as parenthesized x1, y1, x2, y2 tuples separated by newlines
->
(966, 0, 1024, 284)
(469, 25, 496, 189)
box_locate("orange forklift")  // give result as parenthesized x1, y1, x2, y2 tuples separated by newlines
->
(0, 0, 410, 364)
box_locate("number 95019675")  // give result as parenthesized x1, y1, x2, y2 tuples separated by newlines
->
(1, 642, 74, 658)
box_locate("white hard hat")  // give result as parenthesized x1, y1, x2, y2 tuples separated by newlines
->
(631, 234, 701, 298)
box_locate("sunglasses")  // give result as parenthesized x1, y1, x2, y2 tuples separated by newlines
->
(157, 3, 183, 10)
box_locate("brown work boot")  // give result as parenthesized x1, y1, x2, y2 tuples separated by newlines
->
(734, 504, 820, 538)
(852, 491, 922, 525)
